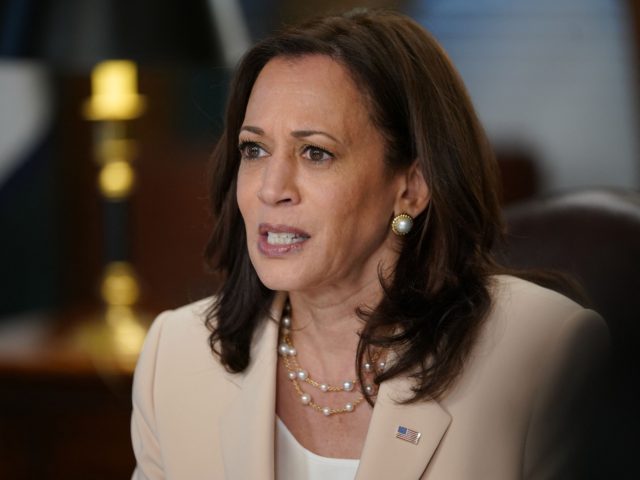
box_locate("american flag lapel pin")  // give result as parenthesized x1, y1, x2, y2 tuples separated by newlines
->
(396, 425, 421, 445)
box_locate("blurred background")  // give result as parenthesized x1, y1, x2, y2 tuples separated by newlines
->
(0, 0, 638, 478)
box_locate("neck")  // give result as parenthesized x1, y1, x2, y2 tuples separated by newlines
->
(286, 276, 383, 382)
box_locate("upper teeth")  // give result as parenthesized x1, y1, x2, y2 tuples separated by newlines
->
(267, 232, 305, 245)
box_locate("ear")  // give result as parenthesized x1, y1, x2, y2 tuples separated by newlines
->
(393, 160, 430, 216)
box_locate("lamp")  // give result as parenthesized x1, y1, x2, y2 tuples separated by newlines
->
(79, 59, 148, 370)
(1, 0, 226, 371)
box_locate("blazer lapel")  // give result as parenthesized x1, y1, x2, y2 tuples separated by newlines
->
(217, 292, 450, 480)
(356, 375, 452, 480)
(218, 292, 287, 480)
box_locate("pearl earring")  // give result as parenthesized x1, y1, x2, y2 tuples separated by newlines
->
(391, 213, 413, 236)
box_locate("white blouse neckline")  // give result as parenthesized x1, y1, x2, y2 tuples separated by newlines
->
(275, 416, 360, 480)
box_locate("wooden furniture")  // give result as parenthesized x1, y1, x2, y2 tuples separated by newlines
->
(500, 188, 640, 478)
(0, 308, 143, 480)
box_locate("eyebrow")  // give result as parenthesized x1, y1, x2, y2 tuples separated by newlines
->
(291, 130, 340, 144)
(239, 125, 264, 135)
(239, 125, 340, 144)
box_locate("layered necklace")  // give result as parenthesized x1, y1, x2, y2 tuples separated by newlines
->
(278, 300, 383, 416)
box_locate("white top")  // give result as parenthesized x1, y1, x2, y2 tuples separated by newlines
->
(275, 417, 360, 480)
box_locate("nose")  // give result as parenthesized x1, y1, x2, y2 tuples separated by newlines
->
(257, 155, 300, 206)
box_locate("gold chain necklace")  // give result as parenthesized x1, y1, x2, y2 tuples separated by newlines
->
(278, 301, 383, 416)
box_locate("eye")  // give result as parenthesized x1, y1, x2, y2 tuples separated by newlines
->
(238, 141, 268, 159)
(302, 145, 334, 163)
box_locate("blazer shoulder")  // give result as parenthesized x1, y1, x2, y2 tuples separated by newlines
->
(476, 274, 609, 382)
(159, 296, 215, 333)
(490, 274, 582, 311)
(487, 274, 606, 334)
(133, 296, 220, 394)
(131, 296, 237, 479)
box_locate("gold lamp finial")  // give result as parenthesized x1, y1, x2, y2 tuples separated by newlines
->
(84, 60, 146, 121)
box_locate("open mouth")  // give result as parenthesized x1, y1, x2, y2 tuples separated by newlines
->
(266, 232, 308, 245)
(258, 223, 311, 255)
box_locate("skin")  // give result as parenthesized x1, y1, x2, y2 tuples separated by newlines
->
(236, 55, 429, 458)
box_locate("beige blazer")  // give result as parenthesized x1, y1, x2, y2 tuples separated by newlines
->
(130, 275, 608, 479)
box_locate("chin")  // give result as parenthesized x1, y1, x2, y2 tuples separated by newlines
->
(252, 261, 318, 294)
(249, 256, 292, 293)
(254, 270, 299, 293)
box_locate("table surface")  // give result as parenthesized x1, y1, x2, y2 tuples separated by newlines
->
(0, 307, 151, 377)
(0, 307, 148, 479)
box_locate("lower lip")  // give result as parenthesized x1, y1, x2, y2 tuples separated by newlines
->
(257, 235, 307, 257)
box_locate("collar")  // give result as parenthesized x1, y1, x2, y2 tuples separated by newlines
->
(218, 292, 451, 479)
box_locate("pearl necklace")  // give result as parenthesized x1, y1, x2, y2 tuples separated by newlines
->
(278, 301, 383, 416)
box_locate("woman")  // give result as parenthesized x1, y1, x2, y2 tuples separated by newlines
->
(131, 9, 608, 480)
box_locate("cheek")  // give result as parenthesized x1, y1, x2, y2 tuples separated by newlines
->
(323, 183, 392, 245)
(236, 171, 255, 219)
(352, 173, 397, 215)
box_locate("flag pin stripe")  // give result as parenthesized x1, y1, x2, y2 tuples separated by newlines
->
(395, 425, 421, 445)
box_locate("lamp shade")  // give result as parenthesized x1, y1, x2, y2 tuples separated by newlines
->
(0, 0, 222, 70)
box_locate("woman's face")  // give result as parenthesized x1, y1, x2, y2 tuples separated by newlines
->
(236, 55, 405, 296)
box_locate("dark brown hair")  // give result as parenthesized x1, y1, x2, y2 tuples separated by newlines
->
(205, 9, 503, 402)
